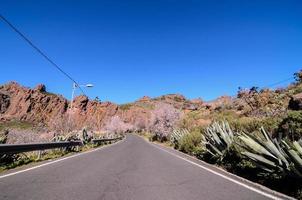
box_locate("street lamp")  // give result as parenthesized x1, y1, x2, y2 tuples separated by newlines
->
(70, 83, 94, 109)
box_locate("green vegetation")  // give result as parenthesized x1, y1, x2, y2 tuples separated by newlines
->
(135, 102, 155, 110)
(200, 121, 235, 162)
(278, 111, 302, 141)
(0, 128, 122, 172)
(173, 96, 183, 102)
(238, 127, 302, 178)
(42, 91, 57, 96)
(143, 71, 302, 199)
(119, 103, 132, 110)
(155, 120, 302, 199)
(178, 130, 203, 156)
(0, 142, 111, 172)
(0, 120, 33, 132)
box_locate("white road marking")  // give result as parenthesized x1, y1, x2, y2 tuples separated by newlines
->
(149, 142, 294, 200)
(0, 138, 126, 179)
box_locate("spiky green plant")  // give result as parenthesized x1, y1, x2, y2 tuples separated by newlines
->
(52, 131, 81, 152)
(0, 129, 20, 166)
(201, 121, 235, 160)
(238, 127, 302, 178)
(170, 129, 189, 148)
(80, 127, 93, 144)
(0, 129, 8, 144)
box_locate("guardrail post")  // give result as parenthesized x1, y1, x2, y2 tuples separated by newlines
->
(38, 150, 42, 160)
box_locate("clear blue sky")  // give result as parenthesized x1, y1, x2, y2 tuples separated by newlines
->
(1, 0, 301, 104)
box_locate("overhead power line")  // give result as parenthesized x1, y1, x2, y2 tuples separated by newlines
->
(262, 77, 294, 88)
(207, 75, 296, 102)
(0, 14, 85, 95)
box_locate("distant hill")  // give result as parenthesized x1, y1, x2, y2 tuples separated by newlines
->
(0, 82, 204, 131)
(1, 76, 302, 134)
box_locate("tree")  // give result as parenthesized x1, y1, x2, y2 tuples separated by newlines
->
(148, 103, 182, 141)
(48, 112, 77, 135)
(294, 70, 302, 83)
(133, 117, 148, 132)
(104, 116, 133, 135)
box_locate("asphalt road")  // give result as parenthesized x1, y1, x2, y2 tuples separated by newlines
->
(0, 134, 291, 200)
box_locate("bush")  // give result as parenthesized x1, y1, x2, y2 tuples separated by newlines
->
(230, 117, 281, 134)
(149, 133, 168, 142)
(170, 129, 189, 149)
(178, 130, 203, 155)
(0, 121, 33, 132)
(0, 130, 20, 167)
(119, 103, 132, 111)
(278, 111, 302, 140)
(148, 103, 182, 141)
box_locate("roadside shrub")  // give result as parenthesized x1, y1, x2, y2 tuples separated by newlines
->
(278, 111, 302, 141)
(230, 117, 281, 134)
(170, 128, 189, 149)
(149, 134, 168, 142)
(0, 130, 20, 167)
(178, 129, 203, 156)
(0, 121, 33, 132)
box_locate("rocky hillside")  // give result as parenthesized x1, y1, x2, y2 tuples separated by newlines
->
(0, 82, 204, 131)
(1, 77, 302, 134)
(0, 82, 118, 129)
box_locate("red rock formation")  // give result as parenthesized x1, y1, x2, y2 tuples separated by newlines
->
(0, 82, 119, 130)
(137, 96, 151, 102)
(0, 82, 204, 131)
(0, 82, 68, 123)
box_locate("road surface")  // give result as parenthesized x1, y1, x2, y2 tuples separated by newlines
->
(0, 134, 291, 200)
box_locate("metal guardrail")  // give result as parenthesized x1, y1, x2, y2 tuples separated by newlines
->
(91, 137, 123, 145)
(0, 137, 123, 155)
(0, 141, 83, 155)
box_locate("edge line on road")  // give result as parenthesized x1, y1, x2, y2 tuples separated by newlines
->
(0, 137, 126, 179)
(149, 141, 294, 200)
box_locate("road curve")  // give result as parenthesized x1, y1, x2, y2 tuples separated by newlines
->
(0, 134, 290, 200)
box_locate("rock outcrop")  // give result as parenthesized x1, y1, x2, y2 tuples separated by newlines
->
(0, 82, 119, 129)
(0, 82, 68, 123)
(0, 92, 10, 114)
(289, 93, 302, 110)
(0, 82, 205, 131)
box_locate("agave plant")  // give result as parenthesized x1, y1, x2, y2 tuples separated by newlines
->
(238, 127, 302, 178)
(79, 127, 93, 144)
(0, 129, 8, 144)
(0, 130, 20, 165)
(170, 129, 189, 148)
(201, 121, 235, 160)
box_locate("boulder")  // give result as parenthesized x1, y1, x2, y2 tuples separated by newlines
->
(34, 84, 46, 92)
(289, 93, 302, 110)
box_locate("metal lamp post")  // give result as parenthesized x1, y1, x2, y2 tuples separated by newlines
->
(70, 83, 94, 109)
